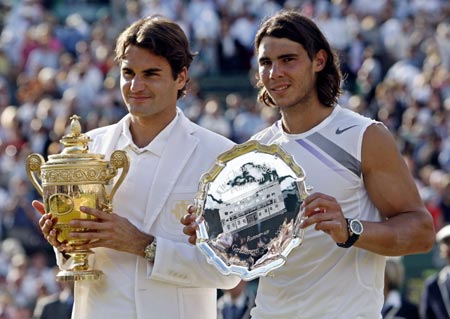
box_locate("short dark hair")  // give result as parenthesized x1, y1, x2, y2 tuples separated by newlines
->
(254, 10, 342, 108)
(115, 16, 196, 99)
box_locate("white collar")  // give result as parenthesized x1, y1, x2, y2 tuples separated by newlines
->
(121, 111, 179, 156)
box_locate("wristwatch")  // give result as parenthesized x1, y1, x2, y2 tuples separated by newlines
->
(337, 218, 363, 248)
(144, 238, 157, 263)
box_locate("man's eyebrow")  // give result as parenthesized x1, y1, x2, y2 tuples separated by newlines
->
(258, 53, 298, 63)
(142, 67, 162, 74)
(121, 66, 162, 74)
(278, 53, 298, 59)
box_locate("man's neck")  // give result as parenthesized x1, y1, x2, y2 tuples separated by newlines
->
(280, 103, 334, 134)
(129, 111, 176, 148)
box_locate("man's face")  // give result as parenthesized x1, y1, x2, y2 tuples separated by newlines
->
(120, 45, 186, 120)
(257, 36, 322, 110)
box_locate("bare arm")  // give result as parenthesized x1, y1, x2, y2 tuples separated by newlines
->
(355, 123, 434, 255)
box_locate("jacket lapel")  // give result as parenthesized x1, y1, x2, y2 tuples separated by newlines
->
(89, 115, 129, 156)
(142, 112, 198, 230)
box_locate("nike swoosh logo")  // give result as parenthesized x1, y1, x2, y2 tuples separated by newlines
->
(335, 125, 358, 134)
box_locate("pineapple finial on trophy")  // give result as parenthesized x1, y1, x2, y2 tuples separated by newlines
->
(60, 115, 91, 155)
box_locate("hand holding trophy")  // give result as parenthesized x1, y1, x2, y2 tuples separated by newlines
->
(26, 115, 129, 281)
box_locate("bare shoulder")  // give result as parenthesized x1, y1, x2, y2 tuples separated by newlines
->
(361, 123, 401, 173)
(361, 123, 426, 217)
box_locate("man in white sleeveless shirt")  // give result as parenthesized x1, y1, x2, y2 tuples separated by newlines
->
(182, 9, 435, 319)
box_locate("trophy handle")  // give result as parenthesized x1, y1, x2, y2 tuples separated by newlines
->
(106, 150, 130, 206)
(25, 153, 45, 196)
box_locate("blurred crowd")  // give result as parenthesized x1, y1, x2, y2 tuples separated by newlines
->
(0, 0, 449, 318)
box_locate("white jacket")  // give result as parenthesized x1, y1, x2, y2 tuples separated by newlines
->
(55, 110, 240, 319)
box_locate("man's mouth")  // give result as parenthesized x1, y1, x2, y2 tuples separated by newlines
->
(272, 86, 288, 91)
(271, 84, 289, 92)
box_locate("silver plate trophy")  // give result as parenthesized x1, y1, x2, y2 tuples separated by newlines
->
(194, 140, 311, 280)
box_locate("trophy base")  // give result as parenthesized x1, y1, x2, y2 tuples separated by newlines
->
(56, 269, 104, 281)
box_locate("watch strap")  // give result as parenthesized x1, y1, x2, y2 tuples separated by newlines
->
(337, 218, 360, 248)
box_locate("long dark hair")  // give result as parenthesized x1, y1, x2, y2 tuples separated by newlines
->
(115, 16, 196, 99)
(254, 10, 342, 107)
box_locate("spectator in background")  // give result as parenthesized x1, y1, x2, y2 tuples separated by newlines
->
(198, 97, 232, 138)
(232, 99, 265, 143)
(0, 0, 45, 69)
(2, 175, 44, 253)
(382, 257, 419, 319)
(64, 52, 104, 118)
(54, 13, 90, 57)
(23, 22, 62, 77)
(421, 224, 450, 318)
(33, 281, 73, 319)
(217, 19, 249, 74)
(217, 280, 256, 319)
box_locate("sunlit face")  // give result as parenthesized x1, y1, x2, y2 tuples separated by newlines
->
(257, 36, 324, 110)
(120, 45, 186, 120)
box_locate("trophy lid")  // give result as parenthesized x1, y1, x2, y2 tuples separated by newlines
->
(46, 114, 104, 164)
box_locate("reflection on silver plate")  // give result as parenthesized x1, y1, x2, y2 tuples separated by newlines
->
(194, 140, 310, 280)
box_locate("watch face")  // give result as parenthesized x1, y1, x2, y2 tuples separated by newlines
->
(350, 219, 363, 235)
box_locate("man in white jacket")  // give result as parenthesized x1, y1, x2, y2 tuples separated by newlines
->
(34, 16, 239, 319)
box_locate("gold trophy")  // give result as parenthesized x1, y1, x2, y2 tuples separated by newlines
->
(25, 115, 129, 281)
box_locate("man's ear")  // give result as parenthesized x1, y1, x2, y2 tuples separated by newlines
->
(176, 67, 188, 88)
(314, 49, 327, 72)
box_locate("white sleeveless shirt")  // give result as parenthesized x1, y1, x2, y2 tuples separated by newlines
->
(250, 105, 385, 319)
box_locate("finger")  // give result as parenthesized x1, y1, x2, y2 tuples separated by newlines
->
(181, 213, 197, 226)
(187, 204, 197, 214)
(189, 235, 196, 245)
(46, 229, 62, 247)
(41, 216, 56, 235)
(79, 206, 106, 218)
(307, 207, 327, 218)
(180, 205, 197, 224)
(302, 198, 339, 219)
(69, 219, 102, 230)
(300, 210, 330, 229)
(183, 223, 197, 236)
(32, 200, 46, 215)
(302, 205, 328, 219)
(38, 214, 50, 228)
(302, 192, 335, 207)
(80, 206, 109, 220)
